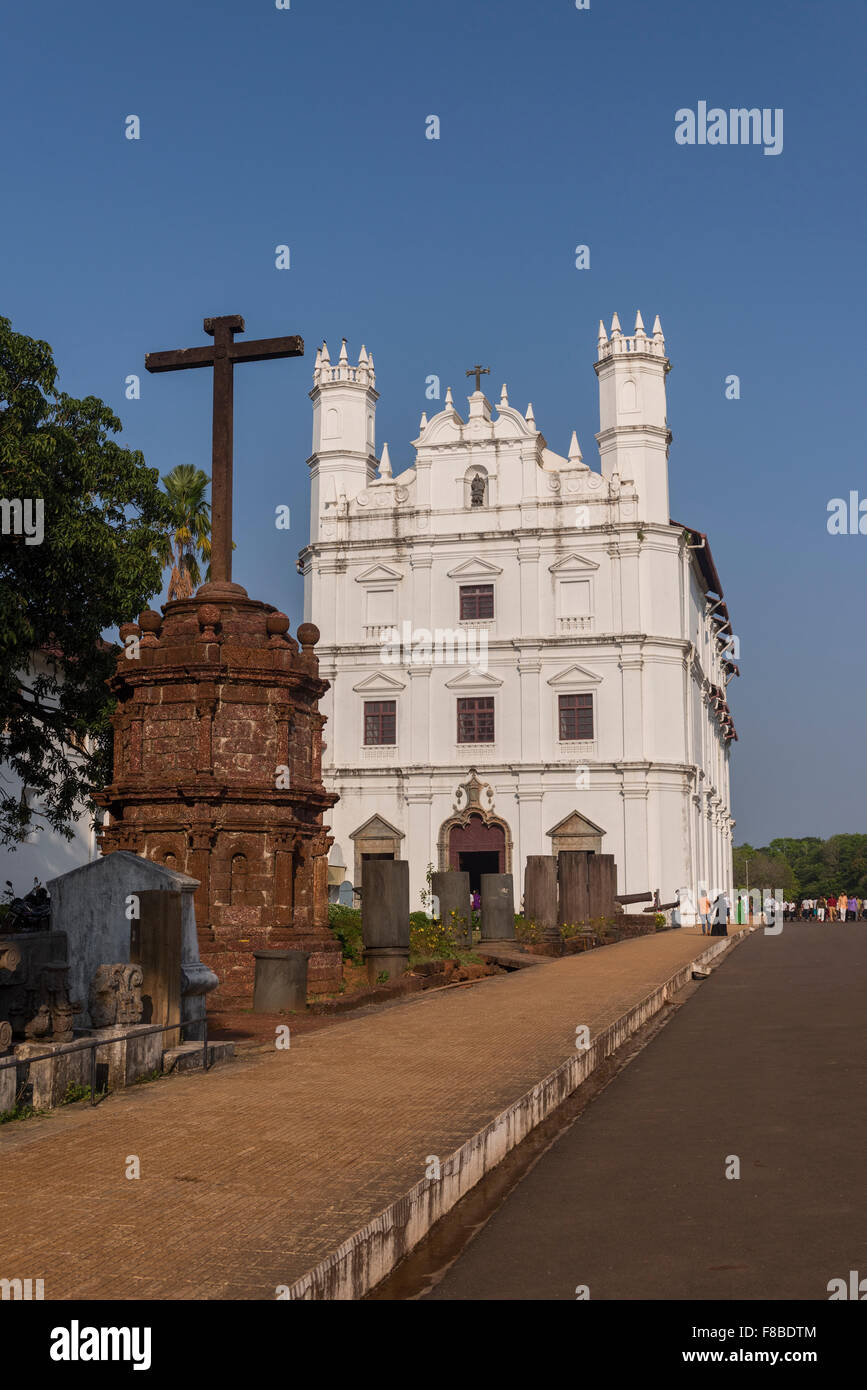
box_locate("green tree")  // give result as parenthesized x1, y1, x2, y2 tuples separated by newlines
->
(157, 463, 211, 601)
(0, 316, 171, 846)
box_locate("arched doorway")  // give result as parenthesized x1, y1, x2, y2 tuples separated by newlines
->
(448, 815, 505, 893)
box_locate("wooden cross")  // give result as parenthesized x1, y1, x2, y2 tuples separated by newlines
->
(465, 364, 490, 393)
(145, 315, 303, 587)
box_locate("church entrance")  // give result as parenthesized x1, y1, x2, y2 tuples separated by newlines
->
(449, 815, 505, 894)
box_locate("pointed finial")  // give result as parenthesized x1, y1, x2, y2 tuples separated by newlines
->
(525, 402, 535, 426)
(368, 352, 375, 373)
(500, 383, 509, 406)
(652, 314, 663, 337)
(634, 310, 645, 335)
(338, 338, 349, 364)
(568, 430, 583, 463)
(358, 344, 369, 365)
(445, 386, 454, 406)
(379, 442, 392, 478)
(597, 319, 608, 347)
(419, 411, 428, 430)
(320, 339, 331, 364)
(314, 345, 322, 370)
(610, 312, 622, 335)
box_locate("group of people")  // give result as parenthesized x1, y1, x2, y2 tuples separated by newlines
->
(782, 896, 864, 922)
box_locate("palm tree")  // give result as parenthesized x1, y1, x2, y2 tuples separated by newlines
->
(158, 465, 212, 601)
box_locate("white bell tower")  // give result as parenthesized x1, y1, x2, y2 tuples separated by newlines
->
(594, 311, 672, 524)
(308, 339, 379, 539)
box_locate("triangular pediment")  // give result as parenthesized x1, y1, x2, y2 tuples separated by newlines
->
(446, 555, 504, 579)
(547, 663, 602, 686)
(350, 814, 405, 841)
(547, 811, 607, 838)
(548, 552, 600, 574)
(355, 563, 404, 584)
(444, 668, 503, 689)
(47, 850, 198, 891)
(352, 670, 407, 692)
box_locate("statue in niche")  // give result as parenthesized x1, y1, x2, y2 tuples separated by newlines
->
(470, 473, 486, 507)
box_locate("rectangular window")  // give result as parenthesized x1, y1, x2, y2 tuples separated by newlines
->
(366, 588, 395, 626)
(459, 584, 494, 620)
(364, 700, 396, 745)
(457, 696, 495, 743)
(559, 693, 593, 741)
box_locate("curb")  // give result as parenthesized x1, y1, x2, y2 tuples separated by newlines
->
(285, 930, 747, 1300)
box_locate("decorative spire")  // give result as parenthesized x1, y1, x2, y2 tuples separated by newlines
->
(320, 339, 330, 364)
(499, 383, 509, 406)
(634, 310, 645, 333)
(313, 345, 322, 371)
(445, 386, 454, 407)
(652, 314, 664, 342)
(338, 338, 349, 365)
(597, 319, 608, 349)
(379, 442, 392, 478)
(525, 402, 535, 426)
(368, 352, 375, 373)
(419, 411, 428, 431)
(568, 430, 583, 464)
(610, 311, 622, 336)
(358, 344, 369, 365)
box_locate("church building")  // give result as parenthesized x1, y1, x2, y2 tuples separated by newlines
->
(298, 314, 737, 911)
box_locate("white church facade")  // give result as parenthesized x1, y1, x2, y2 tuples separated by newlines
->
(298, 314, 737, 912)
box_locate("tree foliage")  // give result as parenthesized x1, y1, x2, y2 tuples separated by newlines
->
(0, 315, 171, 846)
(157, 463, 211, 601)
(734, 836, 867, 897)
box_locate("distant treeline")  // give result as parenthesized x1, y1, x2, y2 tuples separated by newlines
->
(733, 837, 867, 898)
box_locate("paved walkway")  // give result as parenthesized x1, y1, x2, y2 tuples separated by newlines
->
(426, 922, 866, 1301)
(1, 927, 742, 1300)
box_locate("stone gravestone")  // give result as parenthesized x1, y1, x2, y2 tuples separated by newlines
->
(431, 870, 471, 949)
(480, 874, 516, 941)
(337, 879, 354, 907)
(361, 859, 410, 984)
(130, 890, 183, 1050)
(524, 856, 561, 953)
(47, 852, 217, 1038)
(558, 850, 592, 926)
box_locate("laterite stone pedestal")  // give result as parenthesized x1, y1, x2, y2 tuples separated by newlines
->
(94, 586, 341, 1005)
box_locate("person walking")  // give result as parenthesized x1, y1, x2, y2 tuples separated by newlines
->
(847, 893, 857, 923)
(711, 891, 730, 937)
(698, 891, 711, 935)
(838, 891, 848, 923)
(817, 896, 826, 922)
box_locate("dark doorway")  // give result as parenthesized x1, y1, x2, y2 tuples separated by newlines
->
(458, 850, 500, 895)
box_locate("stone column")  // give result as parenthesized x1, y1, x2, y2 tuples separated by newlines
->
(480, 873, 515, 941)
(525, 855, 560, 952)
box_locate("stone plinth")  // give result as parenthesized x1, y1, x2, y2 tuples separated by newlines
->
(93, 596, 341, 1005)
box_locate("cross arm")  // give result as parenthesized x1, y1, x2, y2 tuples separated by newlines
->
(230, 335, 304, 364)
(145, 346, 216, 373)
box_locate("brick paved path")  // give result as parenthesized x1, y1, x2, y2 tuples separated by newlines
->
(0, 928, 741, 1300)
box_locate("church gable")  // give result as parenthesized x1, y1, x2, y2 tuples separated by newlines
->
(355, 563, 404, 584)
(446, 556, 504, 578)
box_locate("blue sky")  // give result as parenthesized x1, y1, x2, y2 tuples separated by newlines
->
(2, 0, 864, 845)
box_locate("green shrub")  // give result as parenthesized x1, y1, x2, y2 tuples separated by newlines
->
(328, 904, 364, 964)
